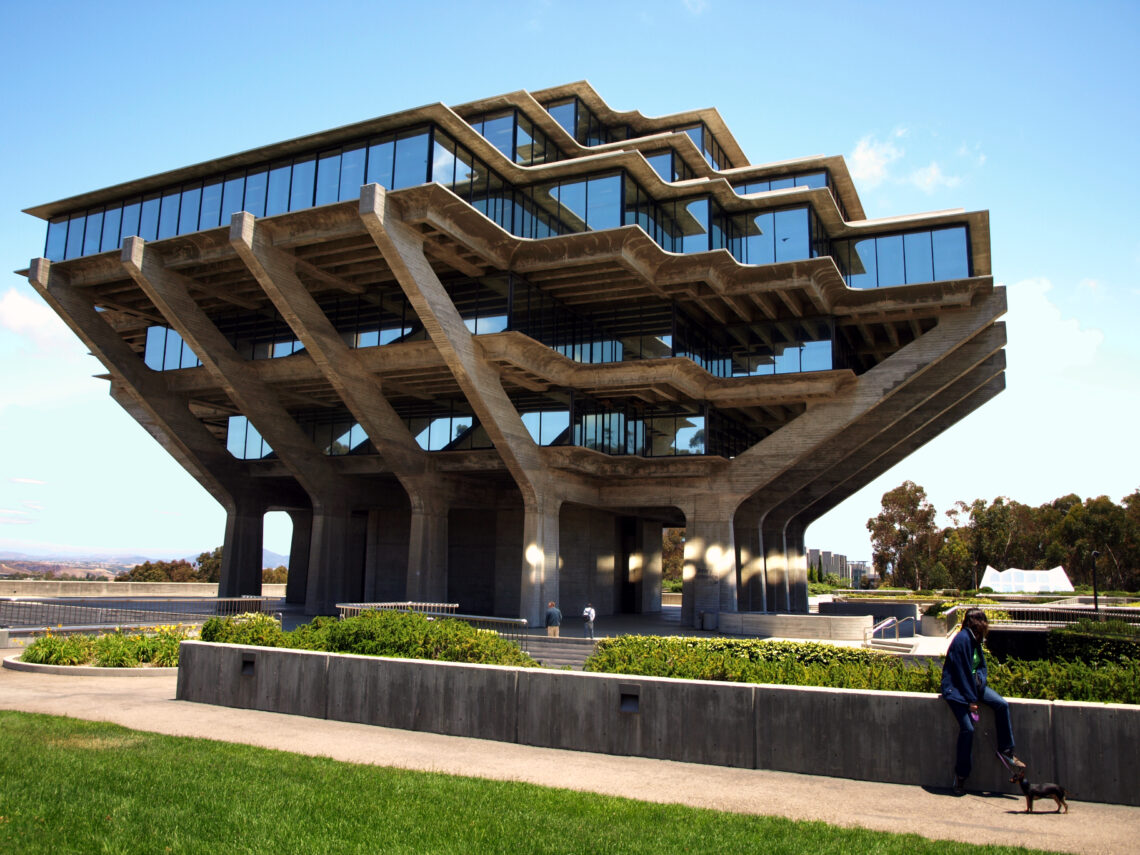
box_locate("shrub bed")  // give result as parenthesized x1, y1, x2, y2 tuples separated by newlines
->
(1046, 619, 1140, 664)
(583, 635, 1140, 704)
(19, 625, 191, 668)
(200, 610, 539, 667)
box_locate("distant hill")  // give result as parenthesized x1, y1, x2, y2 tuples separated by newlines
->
(1, 547, 288, 569)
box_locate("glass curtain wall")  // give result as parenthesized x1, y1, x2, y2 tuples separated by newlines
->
(831, 226, 970, 288)
(733, 171, 849, 221)
(468, 110, 562, 166)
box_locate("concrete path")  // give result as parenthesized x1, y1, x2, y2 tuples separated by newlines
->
(2, 665, 1136, 854)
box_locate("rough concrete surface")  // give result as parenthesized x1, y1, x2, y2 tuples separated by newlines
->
(2, 665, 1137, 853)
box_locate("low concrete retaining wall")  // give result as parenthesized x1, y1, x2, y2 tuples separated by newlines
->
(818, 602, 921, 637)
(718, 612, 871, 641)
(176, 640, 1140, 805)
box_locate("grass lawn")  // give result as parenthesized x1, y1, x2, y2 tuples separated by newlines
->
(0, 711, 1057, 855)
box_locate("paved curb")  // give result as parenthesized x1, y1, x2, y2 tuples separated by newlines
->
(2, 652, 178, 677)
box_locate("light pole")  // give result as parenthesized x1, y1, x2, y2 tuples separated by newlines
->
(1091, 550, 1100, 617)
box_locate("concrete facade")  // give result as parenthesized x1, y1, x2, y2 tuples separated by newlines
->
(177, 641, 1139, 806)
(23, 84, 1004, 625)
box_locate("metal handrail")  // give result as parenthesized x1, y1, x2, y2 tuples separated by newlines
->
(0, 596, 277, 631)
(863, 615, 918, 647)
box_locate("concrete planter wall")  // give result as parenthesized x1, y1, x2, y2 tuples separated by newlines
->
(717, 612, 871, 640)
(176, 640, 1140, 806)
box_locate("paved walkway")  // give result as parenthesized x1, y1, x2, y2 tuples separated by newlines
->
(2, 664, 1136, 854)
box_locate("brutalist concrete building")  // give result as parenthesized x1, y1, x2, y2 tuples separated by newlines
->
(22, 83, 1004, 624)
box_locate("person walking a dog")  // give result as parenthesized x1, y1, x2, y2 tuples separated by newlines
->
(941, 607, 1026, 794)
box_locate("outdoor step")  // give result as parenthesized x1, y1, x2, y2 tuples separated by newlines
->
(525, 636, 599, 670)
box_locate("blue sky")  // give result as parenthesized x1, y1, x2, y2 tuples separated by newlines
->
(1, 0, 1137, 562)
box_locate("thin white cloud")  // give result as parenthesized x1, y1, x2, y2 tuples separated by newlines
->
(683, 0, 710, 13)
(849, 135, 904, 188)
(1078, 278, 1100, 293)
(22, 501, 44, 511)
(0, 288, 74, 351)
(10, 478, 46, 485)
(0, 509, 33, 525)
(908, 162, 961, 193)
(1006, 277, 1103, 375)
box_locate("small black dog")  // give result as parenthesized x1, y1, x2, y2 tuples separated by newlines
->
(1010, 769, 1069, 813)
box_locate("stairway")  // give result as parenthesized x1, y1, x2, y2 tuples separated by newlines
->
(524, 635, 598, 670)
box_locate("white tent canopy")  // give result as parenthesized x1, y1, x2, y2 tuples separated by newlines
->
(979, 565, 1074, 593)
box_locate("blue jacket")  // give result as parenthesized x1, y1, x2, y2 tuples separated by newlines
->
(941, 626, 987, 704)
(545, 607, 562, 627)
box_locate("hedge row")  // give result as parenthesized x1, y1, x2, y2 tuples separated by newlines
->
(200, 610, 538, 668)
(1046, 619, 1140, 664)
(583, 636, 1140, 704)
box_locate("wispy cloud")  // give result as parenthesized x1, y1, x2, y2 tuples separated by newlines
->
(10, 477, 46, 485)
(683, 0, 710, 14)
(851, 129, 968, 194)
(908, 162, 961, 193)
(0, 288, 74, 351)
(0, 509, 34, 525)
(849, 133, 905, 188)
(22, 501, 44, 511)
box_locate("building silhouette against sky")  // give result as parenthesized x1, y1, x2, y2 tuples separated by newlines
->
(22, 83, 1005, 624)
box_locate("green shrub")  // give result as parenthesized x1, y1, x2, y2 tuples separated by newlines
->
(200, 613, 287, 647)
(20, 632, 95, 666)
(201, 610, 539, 668)
(1046, 619, 1140, 664)
(93, 632, 141, 668)
(582, 634, 1139, 704)
(661, 579, 683, 594)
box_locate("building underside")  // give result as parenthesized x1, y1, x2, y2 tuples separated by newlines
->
(22, 83, 1005, 625)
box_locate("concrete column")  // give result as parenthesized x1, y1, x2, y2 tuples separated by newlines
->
(520, 499, 561, 627)
(762, 520, 789, 612)
(735, 505, 766, 612)
(493, 507, 524, 617)
(305, 502, 359, 615)
(218, 500, 264, 598)
(285, 509, 312, 605)
(636, 519, 664, 614)
(406, 494, 449, 602)
(683, 497, 739, 627)
(785, 521, 809, 613)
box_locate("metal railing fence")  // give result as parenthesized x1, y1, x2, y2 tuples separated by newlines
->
(336, 602, 530, 649)
(942, 603, 1140, 628)
(0, 597, 278, 631)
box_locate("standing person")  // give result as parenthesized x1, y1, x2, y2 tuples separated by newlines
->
(941, 607, 1025, 794)
(582, 603, 596, 639)
(544, 601, 562, 638)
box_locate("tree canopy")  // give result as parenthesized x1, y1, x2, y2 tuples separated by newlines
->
(867, 485, 1140, 591)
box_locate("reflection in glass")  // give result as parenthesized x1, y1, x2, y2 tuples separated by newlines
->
(178, 187, 201, 234)
(199, 181, 222, 230)
(904, 231, 933, 283)
(82, 211, 103, 256)
(339, 147, 366, 201)
(243, 171, 267, 218)
(46, 217, 67, 261)
(367, 139, 394, 188)
(267, 164, 290, 216)
(290, 158, 315, 210)
(139, 196, 160, 241)
(101, 206, 122, 252)
(932, 226, 969, 279)
(315, 152, 341, 205)
(393, 131, 429, 188)
(876, 235, 904, 286)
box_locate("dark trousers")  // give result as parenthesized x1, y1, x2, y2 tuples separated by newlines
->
(945, 687, 1015, 779)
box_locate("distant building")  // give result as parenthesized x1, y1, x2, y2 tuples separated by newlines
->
(22, 83, 1004, 624)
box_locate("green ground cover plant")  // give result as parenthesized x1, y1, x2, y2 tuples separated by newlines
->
(583, 636, 1140, 704)
(1046, 619, 1140, 664)
(19, 626, 190, 668)
(0, 711, 1060, 855)
(201, 609, 539, 667)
